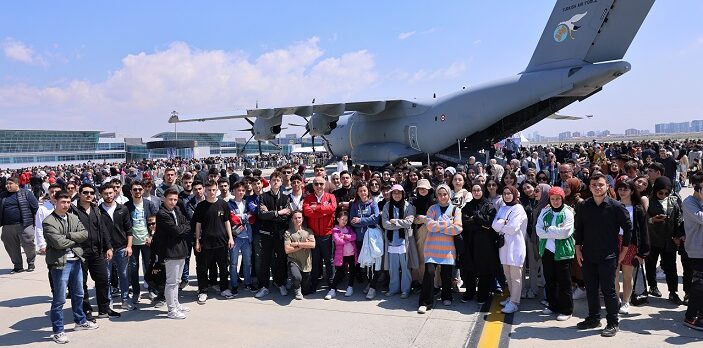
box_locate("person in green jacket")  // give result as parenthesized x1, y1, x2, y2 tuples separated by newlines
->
(44, 190, 99, 344)
(536, 186, 575, 322)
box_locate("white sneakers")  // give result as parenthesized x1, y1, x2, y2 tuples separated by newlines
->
(255, 287, 270, 298)
(221, 289, 234, 299)
(325, 289, 336, 300)
(366, 288, 376, 299)
(417, 305, 427, 314)
(51, 332, 69, 344)
(556, 314, 572, 321)
(501, 301, 519, 314)
(345, 286, 354, 297)
(279, 285, 288, 296)
(572, 287, 587, 300)
(178, 305, 190, 313)
(168, 310, 186, 320)
(619, 302, 630, 315)
(197, 293, 208, 304)
(294, 288, 303, 300)
(74, 321, 99, 331)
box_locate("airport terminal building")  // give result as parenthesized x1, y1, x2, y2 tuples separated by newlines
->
(0, 129, 127, 169)
(0, 129, 320, 169)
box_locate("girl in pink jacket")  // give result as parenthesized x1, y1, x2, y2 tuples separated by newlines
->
(326, 211, 357, 299)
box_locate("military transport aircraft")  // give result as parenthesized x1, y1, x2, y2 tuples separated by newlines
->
(168, 0, 655, 166)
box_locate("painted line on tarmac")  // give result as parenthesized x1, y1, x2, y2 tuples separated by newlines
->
(465, 294, 513, 348)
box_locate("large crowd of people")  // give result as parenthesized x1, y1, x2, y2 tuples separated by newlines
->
(1, 138, 703, 344)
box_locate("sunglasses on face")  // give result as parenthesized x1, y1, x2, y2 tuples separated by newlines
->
(147, 222, 156, 226)
(132, 188, 143, 192)
(81, 191, 95, 195)
(313, 182, 325, 186)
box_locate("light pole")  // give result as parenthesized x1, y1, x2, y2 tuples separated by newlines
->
(171, 110, 179, 140)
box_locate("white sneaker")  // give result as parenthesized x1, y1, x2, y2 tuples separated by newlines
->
(345, 286, 354, 297)
(500, 298, 510, 307)
(167, 310, 186, 319)
(417, 305, 427, 314)
(148, 291, 158, 301)
(279, 285, 288, 296)
(221, 289, 234, 299)
(154, 300, 166, 308)
(177, 305, 190, 313)
(542, 307, 554, 315)
(325, 289, 336, 300)
(619, 302, 630, 315)
(75, 320, 99, 330)
(51, 332, 69, 344)
(501, 301, 519, 314)
(556, 314, 572, 321)
(572, 287, 587, 300)
(197, 293, 207, 304)
(121, 302, 136, 311)
(255, 287, 270, 298)
(366, 288, 376, 300)
(294, 288, 303, 300)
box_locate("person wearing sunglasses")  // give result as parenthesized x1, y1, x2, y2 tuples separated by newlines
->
(645, 176, 684, 305)
(73, 183, 120, 320)
(125, 180, 159, 305)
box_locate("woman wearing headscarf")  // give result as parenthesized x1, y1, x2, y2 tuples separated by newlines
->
(536, 186, 575, 321)
(381, 185, 417, 298)
(417, 184, 462, 314)
(519, 180, 544, 299)
(461, 182, 498, 304)
(492, 185, 528, 314)
(646, 176, 683, 304)
(409, 179, 435, 284)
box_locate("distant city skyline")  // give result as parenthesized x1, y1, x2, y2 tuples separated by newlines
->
(1, 1, 702, 139)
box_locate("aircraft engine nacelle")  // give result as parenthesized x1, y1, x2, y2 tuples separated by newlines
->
(253, 115, 283, 141)
(309, 112, 339, 136)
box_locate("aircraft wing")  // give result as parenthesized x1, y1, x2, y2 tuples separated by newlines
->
(169, 99, 411, 123)
(546, 113, 583, 120)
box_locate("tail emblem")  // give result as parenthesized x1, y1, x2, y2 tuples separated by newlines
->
(553, 12, 588, 43)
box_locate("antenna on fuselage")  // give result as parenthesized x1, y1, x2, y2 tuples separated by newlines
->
(433, 93, 436, 98)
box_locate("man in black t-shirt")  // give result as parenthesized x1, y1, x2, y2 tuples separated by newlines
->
(193, 180, 233, 304)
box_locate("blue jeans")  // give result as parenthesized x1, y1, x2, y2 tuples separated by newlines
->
(50, 260, 86, 334)
(388, 252, 411, 294)
(129, 244, 151, 295)
(181, 233, 194, 283)
(230, 237, 252, 288)
(106, 247, 130, 303)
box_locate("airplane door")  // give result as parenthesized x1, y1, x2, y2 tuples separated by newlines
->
(407, 125, 420, 151)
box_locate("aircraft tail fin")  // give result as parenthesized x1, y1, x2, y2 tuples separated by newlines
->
(525, 0, 655, 73)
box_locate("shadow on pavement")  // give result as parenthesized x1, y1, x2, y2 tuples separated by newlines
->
(0, 296, 51, 308)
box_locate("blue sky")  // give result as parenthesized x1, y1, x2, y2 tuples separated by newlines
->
(1, 1, 701, 138)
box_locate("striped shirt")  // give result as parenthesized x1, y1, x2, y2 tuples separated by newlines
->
(424, 204, 462, 265)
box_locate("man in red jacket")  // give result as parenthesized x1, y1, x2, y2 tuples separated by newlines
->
(303, 176, 337, 292)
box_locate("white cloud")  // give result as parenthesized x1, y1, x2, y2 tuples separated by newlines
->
(0, 37, 378, 135)
(398, 31, 416, 40)
(409, 61, 466, 83)
(2, 38, 46, 65)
